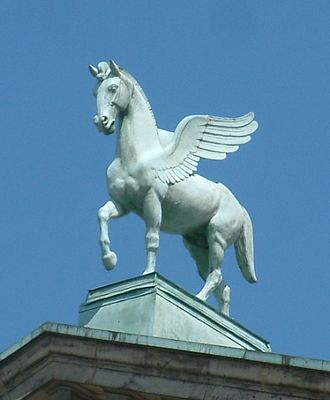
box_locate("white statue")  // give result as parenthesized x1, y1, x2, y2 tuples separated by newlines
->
(89, 60, 259, 315)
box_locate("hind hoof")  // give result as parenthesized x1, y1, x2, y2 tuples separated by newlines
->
(196, 292, 207, 302)
(102, 252, 117, 270)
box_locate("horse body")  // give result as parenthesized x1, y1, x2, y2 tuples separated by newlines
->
(161, 177, 237, 233)
(90, 61, 258, 315)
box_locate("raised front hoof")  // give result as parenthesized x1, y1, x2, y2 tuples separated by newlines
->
(102, 252, 117, 270)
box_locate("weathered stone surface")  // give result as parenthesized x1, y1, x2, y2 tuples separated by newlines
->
(1, 323, 329, 400)
(79, 273, 270, 352)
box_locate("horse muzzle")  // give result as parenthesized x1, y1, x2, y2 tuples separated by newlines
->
(94, 115, 116, 134)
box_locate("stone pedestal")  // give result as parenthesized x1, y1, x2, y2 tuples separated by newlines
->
(79, 272, 270, 352)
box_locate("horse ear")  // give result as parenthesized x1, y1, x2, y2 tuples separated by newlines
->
(89, 64, 98, 77)
(109, 60, 121, 76)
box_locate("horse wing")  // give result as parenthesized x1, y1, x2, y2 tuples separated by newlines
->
(158, 128, 174, 148)
(154, 112, 258, 184)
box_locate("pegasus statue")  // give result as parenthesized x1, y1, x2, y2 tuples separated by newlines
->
(89, 60, 259, 315)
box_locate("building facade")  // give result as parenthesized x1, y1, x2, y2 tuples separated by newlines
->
(1, 274, 329, 399)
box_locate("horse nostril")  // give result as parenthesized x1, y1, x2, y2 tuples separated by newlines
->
(101, 116, 108, 123)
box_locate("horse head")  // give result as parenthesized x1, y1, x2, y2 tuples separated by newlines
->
(89, 60, 133, 135)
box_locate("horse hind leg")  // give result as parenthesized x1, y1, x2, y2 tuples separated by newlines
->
(183, 234, 220, 301)
(183, 233, 230, 315)
(183, 234, 209, 282)
(214, 280, 231, 316)
(193, 220, 225, 302)
(205, 224, 232, 315)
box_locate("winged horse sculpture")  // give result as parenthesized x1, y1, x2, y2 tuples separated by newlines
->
(89, 60, 259, 315)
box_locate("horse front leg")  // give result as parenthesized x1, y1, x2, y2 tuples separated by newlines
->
(143, 189, 162, 275)
(98, 200, 126, 270)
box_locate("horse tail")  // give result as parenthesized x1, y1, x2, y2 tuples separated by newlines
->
(234, 207, 257, 283)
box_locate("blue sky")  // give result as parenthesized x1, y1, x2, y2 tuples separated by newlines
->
(0, 1, 329, 360)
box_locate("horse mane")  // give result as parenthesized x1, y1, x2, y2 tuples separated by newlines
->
(119, 67, 157, 128)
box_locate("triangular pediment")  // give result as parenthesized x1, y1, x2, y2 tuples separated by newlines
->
(79, 273, 270, 352)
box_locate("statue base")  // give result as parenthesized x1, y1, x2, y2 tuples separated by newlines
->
(79, 272, 270, 352)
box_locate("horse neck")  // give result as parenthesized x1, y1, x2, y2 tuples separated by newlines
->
(117, 88, 162, 166)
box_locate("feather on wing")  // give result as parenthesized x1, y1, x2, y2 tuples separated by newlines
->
(155, 112, 258, 184)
